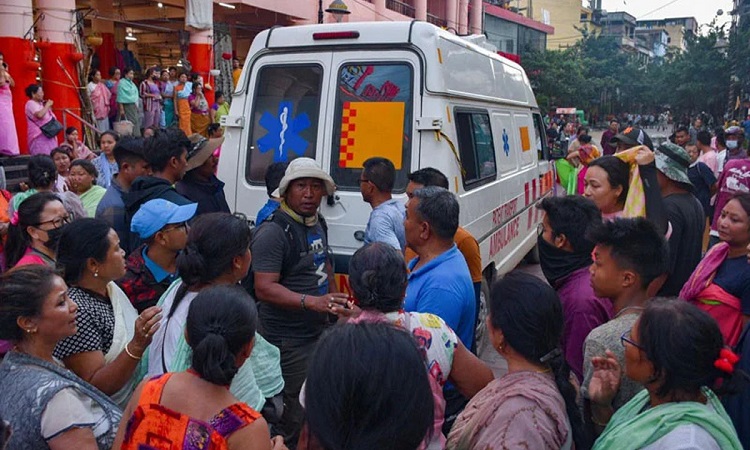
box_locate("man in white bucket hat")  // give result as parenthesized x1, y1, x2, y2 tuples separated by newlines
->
(251, 157, 349, 446)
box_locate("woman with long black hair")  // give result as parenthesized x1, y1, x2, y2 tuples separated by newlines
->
(446, 272, 588, 450)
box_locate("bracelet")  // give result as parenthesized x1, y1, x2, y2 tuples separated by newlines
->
(125, 343, 141, 361)
(300, 294, 307, 310)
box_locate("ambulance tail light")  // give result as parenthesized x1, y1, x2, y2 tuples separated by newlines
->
(313, 31, 360, 40)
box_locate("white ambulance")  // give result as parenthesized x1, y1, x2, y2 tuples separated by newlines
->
(219, 20, 554, 297)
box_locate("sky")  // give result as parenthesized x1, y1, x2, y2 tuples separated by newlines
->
(599, 0, 734, 30)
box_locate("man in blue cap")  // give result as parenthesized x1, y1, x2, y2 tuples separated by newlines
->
(117, 198, 197, 312)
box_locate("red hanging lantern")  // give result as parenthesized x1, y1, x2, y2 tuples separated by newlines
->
(221, 52, 232, 60)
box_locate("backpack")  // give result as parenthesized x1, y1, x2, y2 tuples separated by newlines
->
(241, 211, 329, 299)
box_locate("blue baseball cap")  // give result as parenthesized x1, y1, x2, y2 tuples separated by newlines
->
(130, 199, 197, 239)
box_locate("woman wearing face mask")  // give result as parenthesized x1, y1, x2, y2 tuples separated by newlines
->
(117, 68, 141, 137)
(139, 68, 162, 131)
(5, 192, 69, 268)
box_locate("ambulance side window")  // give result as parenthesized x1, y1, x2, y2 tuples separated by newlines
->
(329, 63, 413, 192)
(244, 65, 323, 184)
(455, 110, 497, 188)
(533, 113, 549, 160)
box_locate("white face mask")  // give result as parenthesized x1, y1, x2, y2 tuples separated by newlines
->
(727, 140, 739, 150)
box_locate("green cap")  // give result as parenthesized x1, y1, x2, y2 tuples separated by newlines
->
(654, 142, 692, 186)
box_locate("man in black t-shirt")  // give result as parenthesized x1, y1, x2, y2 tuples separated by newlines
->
(652, 142, 706, 296)
(251, 157, 349, 448)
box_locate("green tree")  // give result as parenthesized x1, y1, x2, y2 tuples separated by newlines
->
(521, 25, 732, 122)
(523, 47, 588, 110)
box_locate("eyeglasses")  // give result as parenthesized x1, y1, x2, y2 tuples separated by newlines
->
(359, 178, 371, 185)
(620, 330, 644, 350)
(34, 215, 71, 229)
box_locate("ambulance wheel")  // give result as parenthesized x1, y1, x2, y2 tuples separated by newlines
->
(525, 243, 540, 264)
(474, 277, 491, 353)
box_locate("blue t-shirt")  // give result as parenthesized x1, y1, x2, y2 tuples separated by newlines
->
(405, 245, 476, 348)
(256, 198, 280, 225)
(742, 120, 750, 136)
(714, 256, 750, 314)
(364, 198, 406, 251)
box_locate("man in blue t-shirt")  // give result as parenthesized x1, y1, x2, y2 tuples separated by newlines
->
(403, 186, 475, 346)
(403, 185, 476, 434)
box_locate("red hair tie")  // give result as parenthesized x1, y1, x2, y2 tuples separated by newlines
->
(714, 348, 740, 374)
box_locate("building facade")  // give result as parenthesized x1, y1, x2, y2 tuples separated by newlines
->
(635, 17, 697, 52)
(508, 0, 593, 50)
(483, 2, 553, 56)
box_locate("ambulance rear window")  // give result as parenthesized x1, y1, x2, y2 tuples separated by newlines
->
(329, 63, 413, 192)
(245, 64, 323, 184)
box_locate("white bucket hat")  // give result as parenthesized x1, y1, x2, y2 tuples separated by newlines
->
(272, 157, 336, 197)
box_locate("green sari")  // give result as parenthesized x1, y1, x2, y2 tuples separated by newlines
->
(79, 185, 106, 218)
(593, 388, 742, 449)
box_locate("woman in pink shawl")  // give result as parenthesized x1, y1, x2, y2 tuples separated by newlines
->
(24, 84, 58, 155)
(87, 69, 111, 131)
(0, 53, 19, 156)
(446, 272, 588, 450)
(681, 193, 750, 347)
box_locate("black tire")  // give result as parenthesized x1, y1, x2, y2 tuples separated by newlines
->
(474, 277, 491, 353)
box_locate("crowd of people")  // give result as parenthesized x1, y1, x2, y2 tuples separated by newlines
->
(0, 110, 749, 450)
(0, 61, 235, 157)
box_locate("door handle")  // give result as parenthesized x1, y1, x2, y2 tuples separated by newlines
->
(327, 194, 340, 206)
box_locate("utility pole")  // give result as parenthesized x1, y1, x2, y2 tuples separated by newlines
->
(318, 0, 324, 23)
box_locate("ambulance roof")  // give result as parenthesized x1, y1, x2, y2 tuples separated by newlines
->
(248, 21, 537, 108)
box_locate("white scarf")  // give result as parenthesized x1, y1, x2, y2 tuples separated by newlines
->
(103, 281, 140, 408)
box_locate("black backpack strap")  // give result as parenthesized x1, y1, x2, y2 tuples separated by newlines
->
(266, 211, 328, 279)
